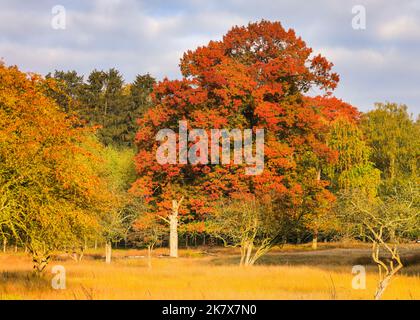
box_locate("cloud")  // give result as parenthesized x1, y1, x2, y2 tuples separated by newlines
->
(377, 16, 420, 41)
(0, 0, 418, 115)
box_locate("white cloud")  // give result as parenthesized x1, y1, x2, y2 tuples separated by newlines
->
(377, 15, 420, 41)
(316, 46, 420, 74)
(0, 0, 418, 114)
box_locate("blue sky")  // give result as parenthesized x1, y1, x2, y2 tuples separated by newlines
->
(0, 0, 419, 115)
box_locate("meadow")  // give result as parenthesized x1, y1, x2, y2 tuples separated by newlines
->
(0, 243, 419, 300)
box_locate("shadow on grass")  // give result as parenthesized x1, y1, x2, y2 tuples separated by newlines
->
(0, 270, 51, 293)
(210, 248, 420, 276)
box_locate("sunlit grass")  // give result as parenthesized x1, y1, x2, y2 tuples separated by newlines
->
(0, 245, 419, 300)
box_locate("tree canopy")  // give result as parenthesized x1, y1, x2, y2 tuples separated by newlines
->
(131, 21, 358, 244)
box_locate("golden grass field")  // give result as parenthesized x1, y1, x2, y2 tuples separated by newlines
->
(0, 243, 419, 300)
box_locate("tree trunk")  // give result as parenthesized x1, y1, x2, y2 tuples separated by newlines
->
(32, 251, 51, 275)
(169, 214, 178, 257)
(78, 247, 84, 262)
(389, 229, 396, 243)
(312, 229, 318, 250)
(169, 198, 182, 258)
(147, 245, 152, 269)
(360, 225, 366, 242)
(239, 246, 246, 266)
(94, 240, 98, 250)
(390, 156, 395, 180)
(371, 241, 403, 300)
(374, 275, 393, 300)
(105, 242, 112, 264)
(2, 237, 6, 253)
(245, 242, 253, 266)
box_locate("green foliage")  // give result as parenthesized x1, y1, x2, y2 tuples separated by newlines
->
(101, 145, 137, 192)
(362, 103, 419, 182)
(0, 64, 116, 272)
(47, 69, 156, 148)
(207, 195, 290, 265)
(326, 118, 381, 197)
(87, 140, 141, 243)
(338, 183, 419, 242)
(130, 74, 156, 115)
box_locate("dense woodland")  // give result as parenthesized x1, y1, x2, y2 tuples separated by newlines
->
(0, 21, 419, 294)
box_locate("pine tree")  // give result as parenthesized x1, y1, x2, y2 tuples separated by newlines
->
(48, 69, 155, 148)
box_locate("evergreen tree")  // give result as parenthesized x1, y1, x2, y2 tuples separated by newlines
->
(45, 70, 84, 113)
(48, 69, 155, 147)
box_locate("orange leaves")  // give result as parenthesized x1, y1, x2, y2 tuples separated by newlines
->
(305, 96, 359, 123)
(0, 60, 115, 225)
(1, 62, 115, 250)
(255, 101, 284, 130)
(180, 41, 225, 78)
(132, 20, 361, 228)
(309, 54, 340, 91)
(129, 176, 155, 201)
(190, 109, 229, 129)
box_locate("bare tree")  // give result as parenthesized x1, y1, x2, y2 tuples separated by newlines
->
(338, 184, 419, 299)
(130, 212, 166, 268)
(207, 196, 288, 266)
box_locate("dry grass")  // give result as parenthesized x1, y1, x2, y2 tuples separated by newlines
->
(0, 244, 419, 300)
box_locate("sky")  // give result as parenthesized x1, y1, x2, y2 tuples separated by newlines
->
(0, 0, 419, 115)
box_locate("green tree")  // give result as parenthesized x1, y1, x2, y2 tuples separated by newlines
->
(326, 117, 381, 197)
(130, 74, 155, 115)
(94, 144, 140, 263)
(324, 117, 381, 241)
(362, 103, 419, 182)
(45, 70, 84, 113)
(49, 69, 155, 148)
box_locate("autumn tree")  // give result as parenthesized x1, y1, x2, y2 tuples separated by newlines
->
(132, 21, 357, 258)
(0, 63, 115, 273)
(290, 97, 360, 246)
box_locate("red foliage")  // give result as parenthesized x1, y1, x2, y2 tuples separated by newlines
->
(131, 21, 358, 228)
